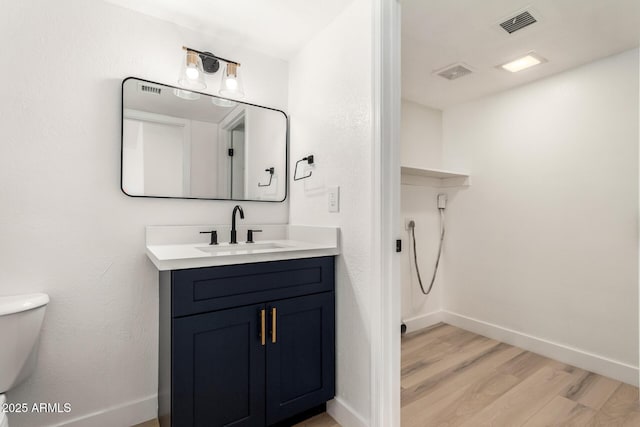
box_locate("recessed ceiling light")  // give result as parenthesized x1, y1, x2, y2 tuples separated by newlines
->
(499, 52, 547, 73)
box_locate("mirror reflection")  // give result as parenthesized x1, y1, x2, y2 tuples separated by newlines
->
(121, 78, 287, 201)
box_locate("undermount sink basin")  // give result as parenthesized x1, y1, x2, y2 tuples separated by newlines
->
(145, 225, 340, 270)
(197, 242, 290, 254)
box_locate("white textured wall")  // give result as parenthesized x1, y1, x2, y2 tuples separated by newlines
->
(442, 49, 639, 366)
(399, 102, 445, 326)
(190, 120, 219, 198)
(288, 0, 373, 423)
(401, 100, 442, 170)
(400, 185, 443, 325)
(245, 108, 287, 200)
(0, 0, 289, 425)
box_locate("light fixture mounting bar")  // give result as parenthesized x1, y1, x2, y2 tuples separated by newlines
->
(182, 46, 240, 66)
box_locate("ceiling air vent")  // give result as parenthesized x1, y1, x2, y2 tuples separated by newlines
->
(436, 64, 473, 81)
(138, 83, 162, 95)
(500, 11, 537, 34)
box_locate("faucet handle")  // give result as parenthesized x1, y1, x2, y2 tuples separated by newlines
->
(200, 230, 218, 245)
(246, 229, 263, 243)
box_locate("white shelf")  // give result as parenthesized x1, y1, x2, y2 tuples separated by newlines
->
(401, 166, 468, 179)
(401, 166, 470, 187)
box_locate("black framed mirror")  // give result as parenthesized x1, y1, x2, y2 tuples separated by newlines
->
(121, 77, 288, 202)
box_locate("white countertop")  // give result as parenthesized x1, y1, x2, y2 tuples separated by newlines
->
(146, 225, 340, 270)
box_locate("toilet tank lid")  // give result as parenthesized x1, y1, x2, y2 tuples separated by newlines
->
(0, 293, 49, 316)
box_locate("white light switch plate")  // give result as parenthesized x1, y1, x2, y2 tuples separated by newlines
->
(328, 186, 340, 213)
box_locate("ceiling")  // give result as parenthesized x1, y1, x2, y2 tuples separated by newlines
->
(402, 0, 640, 109)
(123, 79, 239, 124)
(103, 0, 354, 60)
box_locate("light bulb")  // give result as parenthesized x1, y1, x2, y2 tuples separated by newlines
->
(225, 77, 238, 91)
(185, 66, 199, 80)
(219, 62, 244, 98)
(178, 49, 206, 90)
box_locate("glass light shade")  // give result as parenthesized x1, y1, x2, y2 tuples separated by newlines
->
(178, 50, 206, 90)
(211, 97, 237, 108)
(173, 88, 201, 101)
(219, 63, 244, 98)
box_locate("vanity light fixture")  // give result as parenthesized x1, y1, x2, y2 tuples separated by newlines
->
(177, 46, 244, 98)
(499, 52, 547, 73)
(219, 62, 245, 98)
(178, 49, 206, 90)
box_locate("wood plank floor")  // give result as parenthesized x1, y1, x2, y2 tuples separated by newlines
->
(133, 323, 640, 426)
(131, 409, 338, 426)
(133, 412, 340, 427)
(401, 323, 640, 427)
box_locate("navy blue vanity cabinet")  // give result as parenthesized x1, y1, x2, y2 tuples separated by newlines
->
(172, 305, 266, 426)
(265, 292, 335, 425)
(158, 256, 335, 427)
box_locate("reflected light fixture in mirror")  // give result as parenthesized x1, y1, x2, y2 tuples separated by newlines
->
(220, 63, 245, 98)
(211, 97, 237, 108)
(178, 50, 206, 90)
(173, 88, 201, 100)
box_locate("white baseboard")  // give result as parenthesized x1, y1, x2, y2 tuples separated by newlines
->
(327, 397, 368, 427)
(441, 311, 639, 387)
(50, 395, 156, 427)
(402, 311, 444, 334)
(45, 310, 638, 426)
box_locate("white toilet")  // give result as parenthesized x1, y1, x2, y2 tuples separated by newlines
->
(0, 293, 49, 427)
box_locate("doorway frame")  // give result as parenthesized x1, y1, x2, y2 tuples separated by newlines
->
(371, 0, 402, 426)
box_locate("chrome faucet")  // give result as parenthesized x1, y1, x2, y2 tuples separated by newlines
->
(230, 205, 244, 244)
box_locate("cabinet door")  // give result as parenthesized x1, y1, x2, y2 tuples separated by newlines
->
(173, 304, 266, 427)
(266, 293, 335, 425)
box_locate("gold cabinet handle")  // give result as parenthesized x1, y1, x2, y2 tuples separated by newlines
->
(271, 307, 277, 343)
(260, 309, 266, 346)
